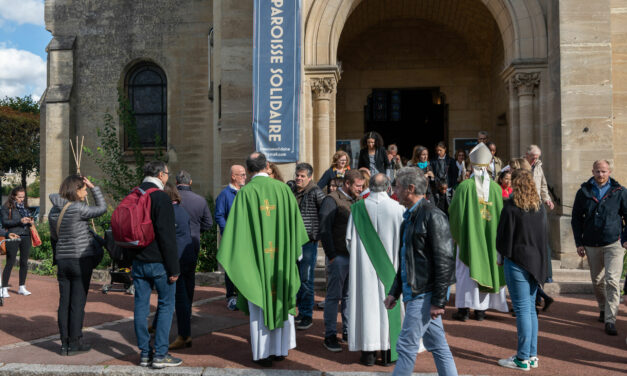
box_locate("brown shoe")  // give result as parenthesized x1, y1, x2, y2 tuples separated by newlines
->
(169, 335, 192, 350)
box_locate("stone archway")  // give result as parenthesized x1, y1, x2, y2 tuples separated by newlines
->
(302, 0, 549, 179)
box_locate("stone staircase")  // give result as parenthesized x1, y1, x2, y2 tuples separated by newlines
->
(314, 250, 602, 295)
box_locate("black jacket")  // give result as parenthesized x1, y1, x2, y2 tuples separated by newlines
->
(389, 199, 456, 308)
(1, 203, 31, 236)
(131, 181, 180, 277)
(496, 200, 548, 284)
(291, 181, 326, 241)
(571, 178, 627, 247)
(358, 147, 390, 174)
(48, 187, 108, 260)
(431, 156, 459, 188)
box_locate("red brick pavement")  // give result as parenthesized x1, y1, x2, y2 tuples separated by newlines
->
(0, 273, 625, 375)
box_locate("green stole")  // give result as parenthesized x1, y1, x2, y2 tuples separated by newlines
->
(351, 200, 401, 361)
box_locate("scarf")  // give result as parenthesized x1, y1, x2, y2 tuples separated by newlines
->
(143, 176, 164, 190)
(417, 161, 428, 169)
(16, 202, 29, 218)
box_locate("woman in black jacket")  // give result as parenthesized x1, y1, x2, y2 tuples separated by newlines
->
(1, 187, 34, 298)
(48, 175, 107, 356)
(496, 170, 548, 371)
(357, 131, 389, 176)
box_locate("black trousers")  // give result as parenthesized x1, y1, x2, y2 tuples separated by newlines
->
(57, 257, 94, 343)
(2, 235, 31, 286)
(225, 272, 236, 298)
(175, 261, 197, 337)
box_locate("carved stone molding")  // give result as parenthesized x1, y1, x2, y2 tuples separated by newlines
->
(310, 77, 336, 99)
(512, 72, 540, 96)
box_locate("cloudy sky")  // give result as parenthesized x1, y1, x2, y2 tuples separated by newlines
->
(0, 0, 50, 101)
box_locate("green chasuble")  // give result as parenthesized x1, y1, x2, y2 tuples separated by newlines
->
(217, 175, 309, 330)
(448, 178, 505, 293)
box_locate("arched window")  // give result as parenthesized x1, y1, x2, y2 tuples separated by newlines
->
(126, 63, 167, 148)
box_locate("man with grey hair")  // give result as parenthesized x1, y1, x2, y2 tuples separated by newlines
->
(571, 159, 627, 336)
(384, 167, 457, 375)
(524, 145, 554, 210)
(477, 131, 489, 144)
(346, 173, 405, 366)
(387, 144, 403, 178)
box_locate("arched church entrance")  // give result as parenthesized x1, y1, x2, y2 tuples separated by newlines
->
(335, 1, 506, 163)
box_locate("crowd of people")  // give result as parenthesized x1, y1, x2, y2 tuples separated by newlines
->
(0, 130, 625, 375)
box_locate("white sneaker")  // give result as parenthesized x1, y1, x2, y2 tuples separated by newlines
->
(18, 286, 31, 296)
(1, 287, 10, 298)
(529, 356, 539, 368)
(498, 355, 530, 371)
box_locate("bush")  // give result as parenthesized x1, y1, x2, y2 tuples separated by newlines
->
(197, 193, 219, 272)
(27, 178, 40, 198)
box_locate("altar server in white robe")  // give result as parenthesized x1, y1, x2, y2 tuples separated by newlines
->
(346, 173, 406, 366)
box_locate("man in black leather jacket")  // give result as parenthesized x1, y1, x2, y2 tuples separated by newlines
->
(384, 167, 457, 376)
(289, 162, 326, 331)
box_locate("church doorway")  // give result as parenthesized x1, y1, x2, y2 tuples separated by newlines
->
(364, 88, 447, 161)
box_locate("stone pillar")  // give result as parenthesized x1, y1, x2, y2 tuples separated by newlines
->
(41, 36, 75, 220)
(310, 77, 336, 180)
(507, 78, 520, 158)
(512, 72, 540, 154)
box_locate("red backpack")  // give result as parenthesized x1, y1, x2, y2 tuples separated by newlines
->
(111, 187, 159, 248)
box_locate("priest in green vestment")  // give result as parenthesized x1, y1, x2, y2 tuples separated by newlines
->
(449, 143, 508, 322)
(217, 152, 308, 366)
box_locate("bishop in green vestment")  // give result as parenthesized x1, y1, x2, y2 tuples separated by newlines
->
(217, 152, 308, 363)
(449, 143, 508, 319)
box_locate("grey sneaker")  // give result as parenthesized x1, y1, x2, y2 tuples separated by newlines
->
(498, 355, 530, 371)
(139, 356, 152, 367)
(323, 336, 342, 352)
(151, 354, 183, 369)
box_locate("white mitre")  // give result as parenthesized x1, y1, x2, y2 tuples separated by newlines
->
(469, 143, 492, 202)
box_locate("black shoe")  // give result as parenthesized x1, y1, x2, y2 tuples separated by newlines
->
(342, 329, 348, 342)
(294, 313, 304, 324)
(359, 351, 376, 366)
(605, 322, 618, 336)
(378, 349, 396, 367)
(60, 341, 68, 356)
(474, 310, 487, 321)
(270, 355, 285, 361)
(452, 308, 469, 321)
(542, 296, 554, 312)
(152, 354, 183, 369)
(296, 316, 313, 330)
(598, 311, 605, 323)
(323, 335, 342, 352)
(67, 342, 91, 356)
(253, 357, 273, 367)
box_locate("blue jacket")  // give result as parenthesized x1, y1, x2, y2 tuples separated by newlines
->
(215, 185, 238, 234)
(173, 203, 195, 264)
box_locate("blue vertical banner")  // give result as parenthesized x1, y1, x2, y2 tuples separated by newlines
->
(252, 0, 301, 162)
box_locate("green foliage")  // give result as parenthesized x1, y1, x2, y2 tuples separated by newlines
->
(27, 178, 40, 198)
(30, 222, 53, 261)
(197, 193, 219, 272)
(0, 95, 40, 114)
(0, 105, 40, 187)
(84, 90, 165, 201)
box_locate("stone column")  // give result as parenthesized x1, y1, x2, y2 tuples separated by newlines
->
(310, 77, 336, 180)
(513, 72, 540, 154)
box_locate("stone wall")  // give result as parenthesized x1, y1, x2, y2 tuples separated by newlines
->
(43, 0, 214, 215)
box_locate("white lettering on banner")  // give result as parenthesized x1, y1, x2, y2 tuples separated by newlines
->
(268, 2, 284, 144)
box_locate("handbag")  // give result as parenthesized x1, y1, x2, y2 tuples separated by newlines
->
(30, 226, 42, 247)
(0, 236, 6, 255)
(89, 228, 106, 267)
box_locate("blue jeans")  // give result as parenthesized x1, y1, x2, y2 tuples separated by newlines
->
(323, 254, 349, 338)
(296, 241, 318, 318)
(504, 258, 538, 360)
(393, 293, 458, 376)
(132, 260, 176, 358)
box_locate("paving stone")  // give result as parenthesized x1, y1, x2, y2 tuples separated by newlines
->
(201, 370, 320, 376)
(103, 365, 204, 376)
(0, 364, 105, 376)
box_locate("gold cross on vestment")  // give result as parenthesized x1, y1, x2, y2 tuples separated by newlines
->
(264, 241, 276, 259)
(260, 199, 276, 216)
(478, 198, 493, 221)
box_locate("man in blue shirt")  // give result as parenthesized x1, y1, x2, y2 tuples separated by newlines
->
(572, 160, 627, 336)
(215, 165, 247, 310)
(384, 167, 457, 376)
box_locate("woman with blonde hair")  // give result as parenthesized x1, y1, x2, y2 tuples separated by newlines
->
(496, 169, 548, 371)
(317, 150, 351, 192)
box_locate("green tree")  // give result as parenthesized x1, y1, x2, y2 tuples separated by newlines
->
(0, 105, 40, 193)
(0, 95, 40, 115)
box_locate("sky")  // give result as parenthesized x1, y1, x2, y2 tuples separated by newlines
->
(0, 0, 50, 101)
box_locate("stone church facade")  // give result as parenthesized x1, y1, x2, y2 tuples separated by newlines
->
(41, 0, 627, 268)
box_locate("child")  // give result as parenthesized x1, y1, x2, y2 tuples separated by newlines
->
(433, 178, 453, 216)
(498, 170, 513, 199)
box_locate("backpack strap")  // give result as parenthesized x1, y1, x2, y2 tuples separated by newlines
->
(56, 202, 72, 236)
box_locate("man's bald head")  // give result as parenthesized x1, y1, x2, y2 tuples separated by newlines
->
(370, 173, 390, 193)
(593, 160, 611, 170)
(230, 164, 246, 188)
